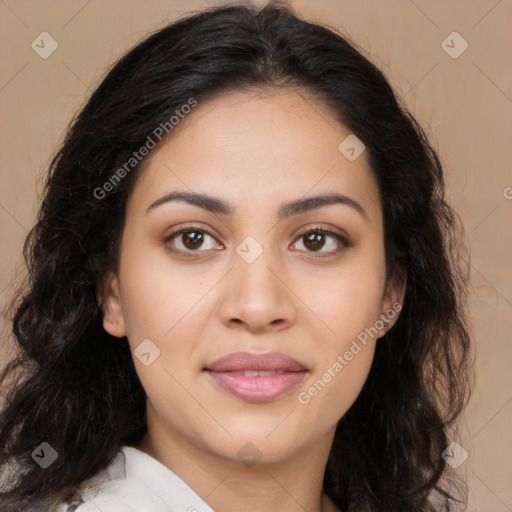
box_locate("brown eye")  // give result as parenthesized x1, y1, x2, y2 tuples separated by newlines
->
(292, 227, 349, 256)
(164, 225, 222, 255)
(181, 230, 205, 250)
(303, 232, 326, 251)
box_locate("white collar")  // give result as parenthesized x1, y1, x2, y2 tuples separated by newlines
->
(121, 446, 214, 511)
(79, 445, 215, 511)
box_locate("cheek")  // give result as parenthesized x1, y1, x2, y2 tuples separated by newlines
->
(117, 239, 207, 341)
(304, 249, 386, 345)
(308, 343, 376, 428)
(117, 240, 214, 396)
(294, 247, 384, 424)
(297, 303, 379, 430)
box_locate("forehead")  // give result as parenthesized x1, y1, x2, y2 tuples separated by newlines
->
(127, 87, 382, 223)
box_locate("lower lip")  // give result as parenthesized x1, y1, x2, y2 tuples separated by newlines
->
(205, 370, 307, 402)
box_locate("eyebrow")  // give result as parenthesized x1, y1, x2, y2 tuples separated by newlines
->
(146, 190, 368, 221)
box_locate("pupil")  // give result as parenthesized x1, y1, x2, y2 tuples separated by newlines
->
(305, 233, 324, 251)
(184, 231, 203, 249)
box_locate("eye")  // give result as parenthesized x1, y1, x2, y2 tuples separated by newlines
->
(164, 225, 222, 255)
(291, 226, 349, 257)
(163, 224, 350, 259)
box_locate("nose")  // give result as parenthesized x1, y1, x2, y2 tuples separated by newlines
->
(217, 246, 297, 334)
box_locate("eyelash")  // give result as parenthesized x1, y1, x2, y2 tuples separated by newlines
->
(163, 224, 350, 259)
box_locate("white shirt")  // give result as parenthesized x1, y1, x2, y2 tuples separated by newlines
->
(55, 445, 215, 512)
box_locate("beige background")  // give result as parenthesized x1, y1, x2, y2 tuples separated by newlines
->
(0, 1, 511, 510)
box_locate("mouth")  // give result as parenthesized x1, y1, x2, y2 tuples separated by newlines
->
(203, 351, 308, 402)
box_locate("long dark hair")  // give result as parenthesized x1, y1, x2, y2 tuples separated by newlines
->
(0, 2, 472, 510)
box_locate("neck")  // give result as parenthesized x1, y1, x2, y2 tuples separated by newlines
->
(136, 420, 339, 512)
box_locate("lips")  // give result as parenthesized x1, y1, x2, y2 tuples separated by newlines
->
(205, 351, 307, 372)
(204, 351, 307, 402)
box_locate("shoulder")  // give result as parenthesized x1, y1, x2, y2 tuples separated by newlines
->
(53, 447, 169, 512)
(53, 445, 213, 512)
(53, 499, 140, 512)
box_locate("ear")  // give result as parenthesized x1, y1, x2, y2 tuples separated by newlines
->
(378, 266, 407, 337)
(98, 271, 127, 338)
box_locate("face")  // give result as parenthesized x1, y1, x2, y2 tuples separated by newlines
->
(101, 87, 405, 465)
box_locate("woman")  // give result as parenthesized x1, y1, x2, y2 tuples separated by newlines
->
(0, 1, 472, 510)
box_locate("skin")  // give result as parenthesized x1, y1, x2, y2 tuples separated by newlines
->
(101, 87, 406, 512)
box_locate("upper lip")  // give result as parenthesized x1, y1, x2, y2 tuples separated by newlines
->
(204, 351, 307, 372)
